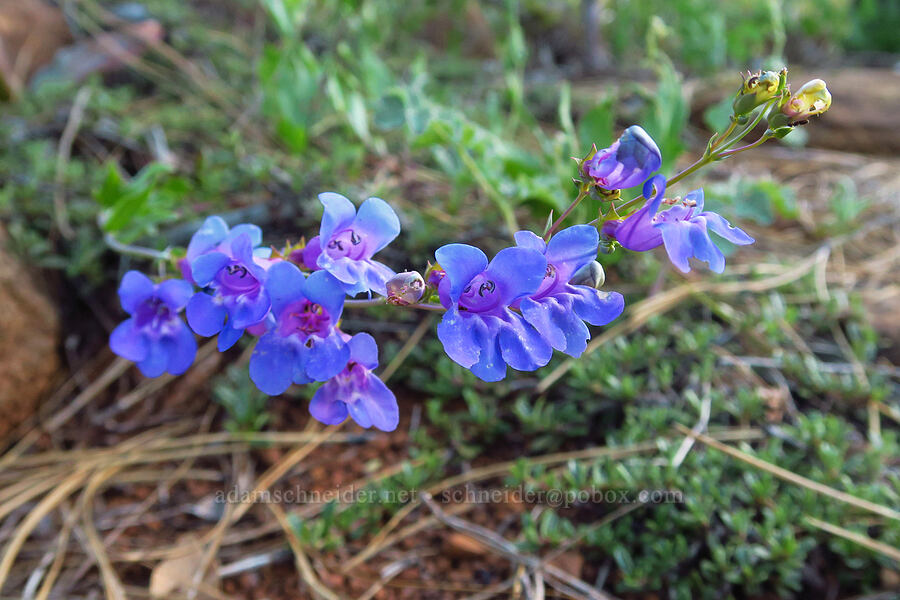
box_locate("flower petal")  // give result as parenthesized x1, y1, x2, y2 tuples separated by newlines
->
(544, 225, 599, 281)
(358, 374, 399, 432)
(437, 308, 483, 368)
(616, 204, 663, 252)
(519, 297, 567, 351)
(137, 340, 168, 378)
(348, 333, 379, 370)
(353, 197, 401, 256)
(469, 317, 506, 382)
(514, 230, 546, 253)
(434, 244, 488, 304)
(302, 270, 346, 323)
(265, 261, 306, 316)
(309, 382, 349, 425)
(186, 293, 227, 336)
(186, 216, 229, 262)
(687, 217, 725, 273)
(301, 236, 322, 270)
(497, 312, 553, 371)
(305, 331, 350, 382)
(216, 320, 244, 351)
(110, 319, 149, 361)
(191, 252, 230, 287)
(659, 222, 694, 273)
(318, 192, 357, 245)
(223, 289, 270, 329)
(249, 334, 297, 395)
(483, 247, 547, 306)
(156, 279, 194, 311)
(361, 260, 395, 297)
(702, 212, 754, 245)
(570, 287, 625, 327)
(226, 223, 263, 248)
(118, 271, 155, 314)
(165, 322, 198, 374)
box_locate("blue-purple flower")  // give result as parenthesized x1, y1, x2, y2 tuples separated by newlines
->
(435, 244, 552, 382)
(110, 271, 197, 377)
(303, 193, 400, 297)
(583, 125, 662, 191)
(186, 226, 273, 351)
(248, 262, 349, 395)
(607, 188, 754, 273)
(309, 333, 399, 431)
(514, 226, 624, 357)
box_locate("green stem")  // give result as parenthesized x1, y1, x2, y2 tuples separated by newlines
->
(344, 298, 445, 312)
(543, 188, 589, 241)
(718, 133, 771, 158)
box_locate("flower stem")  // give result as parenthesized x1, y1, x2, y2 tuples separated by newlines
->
(104, 232, 172, 262)
(543, 187, 589, 241)
(344, 298, 445, 312)
(718, 133, 771, 158)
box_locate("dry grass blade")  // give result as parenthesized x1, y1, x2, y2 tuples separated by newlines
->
(267, 503, 342, 600)
(675, 424, 900, 522)
(804, 516, 900, 563)
(80, 467, 127, 600)
(0, 469, 88, 592)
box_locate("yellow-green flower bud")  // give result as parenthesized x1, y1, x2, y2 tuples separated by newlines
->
(782, 79, 832, 121)
(733, 70, 781, 116)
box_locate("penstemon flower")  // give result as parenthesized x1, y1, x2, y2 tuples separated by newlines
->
(513, 226, 624, 357)
(186, 230, 273, 351)
(309, 332, 399, 431)
(606, 188, 754, 273)
(248, 262, 349, 395)
(583, 125, 662, 192)
(435, 244, 552, 382)
(302, 192, 400, 297)
(110, 272, 197, 377)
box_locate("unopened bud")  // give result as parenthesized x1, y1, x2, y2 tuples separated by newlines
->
(385, 271, 425, 306)
(733, 70, 781, 116)
(570, 260, 605, 289)
(780, 78, 831, 122)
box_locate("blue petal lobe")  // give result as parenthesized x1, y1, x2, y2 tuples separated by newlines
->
(191, 252, 230, 286)
(157, 279, 194, 310)
(186, 293, 227, 336)
(514, 230, 546, 253)
(484, 247, 547, 306)
(303, 270, 346, 323)
(571, 288, 625, 326)
(137, 340, 168, 378)
(166, 322, 198, 374)
(349, 333, 379, 370)
(305, 331, 350, 382)
(309, 383, 349, 425)
(659, 223, 693, 273)
(688, 218, 725, 273)
(217, 320, 244, 351)
(358, 374, 399, 432)
(436, 308, 482, 368)
(702, 212, 754, 245)
(249, 334, 297, 395)
(319, 192, 357, 245)
(353, 197, 401, 256)
(497, 312, 553, 371)
(265, 261, 306, 316)
(544, 225, 599, 281)
(434, 244, 488, 304)
(110, 319, 148, 361)
(118, 271, 155, 314)
(186, 216, 229, 262)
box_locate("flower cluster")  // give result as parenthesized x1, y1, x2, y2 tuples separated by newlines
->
(108, 69, 830, 433)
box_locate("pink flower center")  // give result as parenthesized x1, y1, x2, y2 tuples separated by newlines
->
(217, 263, 260, 294)
(279, 300, 331, 339)
(325, 229, 366, 260)
(459, 273, 501, 313)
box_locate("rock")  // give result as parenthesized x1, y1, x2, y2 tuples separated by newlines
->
(0, 227, 61, 439)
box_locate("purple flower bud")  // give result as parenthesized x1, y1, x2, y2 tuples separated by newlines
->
(109, 271, 197, 377)
(583, 125, 662, 191)
(571, 260, 605, 289)
(385, 271, 425, 306)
